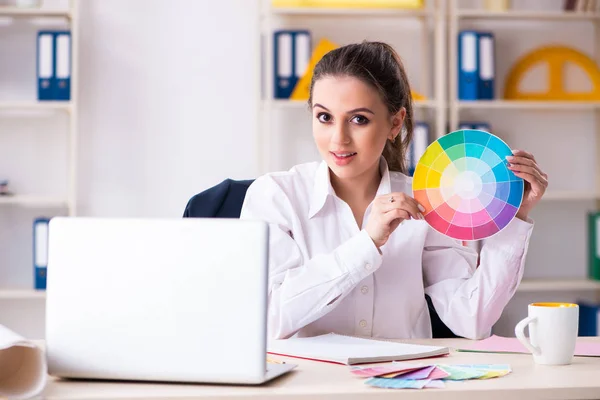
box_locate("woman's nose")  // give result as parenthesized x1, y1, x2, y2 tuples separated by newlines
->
(331, 124, 351, 145)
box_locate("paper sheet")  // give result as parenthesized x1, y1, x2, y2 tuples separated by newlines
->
(457, 335, 600, 357)
(0, 325, 46, 400)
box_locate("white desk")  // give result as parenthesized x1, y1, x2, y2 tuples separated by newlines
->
(40, 338, 600, 400)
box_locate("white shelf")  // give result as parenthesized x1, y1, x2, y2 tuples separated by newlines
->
(517, 279, 600, 292)
(457, 10, 600, 21)
(0, 289, 46, 300)
(455, 100, 600, 110)
(542, 191, 600, 201)
(0, 7, 71, 18)
(0, 195, 68, 207)
(266, 99, 439, 109)
(269, 7, 431, 17)
(0, 101, 72, 112)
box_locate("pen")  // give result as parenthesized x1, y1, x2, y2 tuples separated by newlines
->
(267, 357, 286, 364)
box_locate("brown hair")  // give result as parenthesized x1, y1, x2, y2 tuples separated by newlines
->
(308, 41, 413, 174)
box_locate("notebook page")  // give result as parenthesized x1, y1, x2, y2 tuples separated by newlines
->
(268, 333, 446, 363)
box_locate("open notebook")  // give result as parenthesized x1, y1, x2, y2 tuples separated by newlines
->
(268, 333, 449, 365)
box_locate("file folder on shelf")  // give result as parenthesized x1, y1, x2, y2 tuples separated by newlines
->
(274, 30, 311, 99)
(408, 122, 430, 176)
(37, 31, 55, 101)
(458, 121, 491, 132)
(477, 32, 495, 100)
(54, 31, 71, 101)
(33, 218, 50, 290)
(589, 212, 600, 281)
(579, 301, 600, 336)
(458, 31, 478, 101)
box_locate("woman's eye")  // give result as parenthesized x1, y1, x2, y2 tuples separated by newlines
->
(351, 115, 369, 125)
(317, 113, 332, 123)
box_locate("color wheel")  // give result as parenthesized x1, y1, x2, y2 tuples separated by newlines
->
(412, 129, 524, 241)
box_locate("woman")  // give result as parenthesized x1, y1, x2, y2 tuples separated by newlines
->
(240, 41, 547, 341)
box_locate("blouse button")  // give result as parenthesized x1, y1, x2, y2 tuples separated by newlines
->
(361, 286, 369, 294)
(359, 320, 367, 328)
(365, 263, 372, 271)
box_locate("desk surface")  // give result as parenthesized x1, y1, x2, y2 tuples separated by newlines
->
(41, 338, 600, 400)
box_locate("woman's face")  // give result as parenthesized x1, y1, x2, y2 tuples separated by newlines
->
(311, 75, 404, 181)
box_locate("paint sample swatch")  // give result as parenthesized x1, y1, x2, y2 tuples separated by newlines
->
(412, 129, 523, 241)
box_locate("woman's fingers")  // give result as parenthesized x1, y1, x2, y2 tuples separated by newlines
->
(382, 208, 411, 224)
(379, 196, 422, 220)
(508, 163, 548, 188)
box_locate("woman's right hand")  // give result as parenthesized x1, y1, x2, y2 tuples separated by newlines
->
(365, 192, 425, 248)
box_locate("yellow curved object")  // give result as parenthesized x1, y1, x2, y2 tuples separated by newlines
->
(504, 46, 600, 101)
(411, 91, 426, 101)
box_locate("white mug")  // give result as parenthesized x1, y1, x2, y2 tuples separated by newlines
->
(515, 302, 579, 365)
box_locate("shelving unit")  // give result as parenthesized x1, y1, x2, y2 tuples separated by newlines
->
(0, 7, 71, 18)
(0, 195, 68, 207)
(0, 289, 46, 300)
(0, 0, 78, 339)
(447, 1, 600, 336)
(517, 278, 600, 293)
(270, 7, 431, 17)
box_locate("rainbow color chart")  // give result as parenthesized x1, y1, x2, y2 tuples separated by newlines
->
(412, 129, 524, 241)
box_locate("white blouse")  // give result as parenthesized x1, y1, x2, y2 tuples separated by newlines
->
(240, 157, 534, 340)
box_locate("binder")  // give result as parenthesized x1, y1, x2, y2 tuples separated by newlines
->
(33, 218, 50, 290)
(589, 212, 600, 280)
(458, 31, 479, 101)
(273, 30, 311, 99)
(579, 301, 600, 336)
(408, 122, 430, 176)
(478, 32, 495, 100)
(54, 31, 71, 101)
(37, 31, 55, 101)
(458, 121, 491, 132)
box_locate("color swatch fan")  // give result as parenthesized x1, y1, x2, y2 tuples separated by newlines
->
(412, 129, 523, 241)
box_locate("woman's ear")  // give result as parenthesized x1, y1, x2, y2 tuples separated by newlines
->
(388, 107, 407, 142)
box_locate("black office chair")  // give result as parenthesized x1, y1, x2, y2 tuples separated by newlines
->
(183, 178, 459, 339)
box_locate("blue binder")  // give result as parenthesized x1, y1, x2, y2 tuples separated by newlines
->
(33, 218, 50, 290)
(54, 31, 71, 101)
(408, 122, 430, 176)
(273, 30, 311, 99)
(459, 121, 491, 132)
(578, 302, 600, 336)
(458, 31, 479, 101)
(37, 31, 55, 101)
(477, 32, 495, 100)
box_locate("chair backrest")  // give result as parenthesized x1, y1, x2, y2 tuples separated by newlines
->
(183, 179, 254, 218)
(183, 178, 459, 339)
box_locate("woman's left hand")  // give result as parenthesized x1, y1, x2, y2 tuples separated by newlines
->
(506, 150, 548, 221)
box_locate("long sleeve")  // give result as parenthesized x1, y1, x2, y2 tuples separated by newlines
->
(240, 175, 382, 339)
(422, 217, 534, 339)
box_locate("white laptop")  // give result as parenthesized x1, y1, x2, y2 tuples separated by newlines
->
(45, 217, 296, 385)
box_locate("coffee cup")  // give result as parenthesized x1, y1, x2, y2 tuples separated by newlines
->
(515, 302, 579, 365)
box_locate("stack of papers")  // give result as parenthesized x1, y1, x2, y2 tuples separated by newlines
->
(351, 361, 512, 389)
